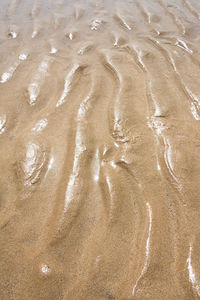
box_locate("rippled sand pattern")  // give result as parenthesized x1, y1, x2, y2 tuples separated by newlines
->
(1, 0, 200, 299)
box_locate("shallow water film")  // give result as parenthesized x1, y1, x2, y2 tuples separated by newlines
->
(1, 0, 200, 299)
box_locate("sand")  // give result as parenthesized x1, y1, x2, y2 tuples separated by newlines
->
(1, 0, 200, 299)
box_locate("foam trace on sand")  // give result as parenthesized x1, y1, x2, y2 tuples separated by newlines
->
(0, 62, 19, 83)
(0, 115, 6, 134)
(0, 53, 27, 84)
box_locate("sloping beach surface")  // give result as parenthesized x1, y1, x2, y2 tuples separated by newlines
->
(1, 0, 200, 299)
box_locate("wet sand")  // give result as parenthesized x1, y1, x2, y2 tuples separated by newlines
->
(1, 0, 200, 299)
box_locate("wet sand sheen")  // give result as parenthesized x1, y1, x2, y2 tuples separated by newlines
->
(0, 0, 200, 299)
